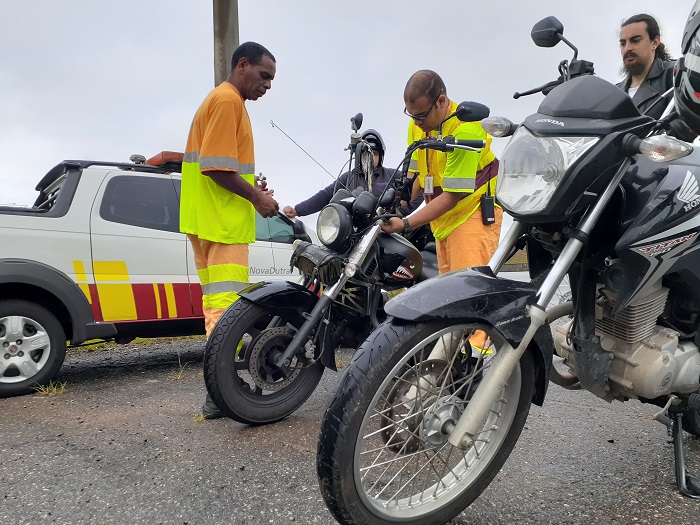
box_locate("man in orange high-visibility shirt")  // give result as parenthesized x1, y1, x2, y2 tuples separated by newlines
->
(181, 42, 279, 418)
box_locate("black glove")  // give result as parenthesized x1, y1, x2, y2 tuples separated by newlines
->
(668, 118, 697, 143)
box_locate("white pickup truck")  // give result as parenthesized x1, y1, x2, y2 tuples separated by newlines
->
(0, 153, 316, 397)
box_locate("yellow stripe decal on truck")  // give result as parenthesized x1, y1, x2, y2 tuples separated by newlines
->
(164, 283, 178, 318)
(72, 260, 91, 303)
(93, 261, 137, 321)
(153, 283, 162, 318)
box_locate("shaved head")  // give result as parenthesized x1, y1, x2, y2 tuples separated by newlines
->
(404, 70, 446, 105)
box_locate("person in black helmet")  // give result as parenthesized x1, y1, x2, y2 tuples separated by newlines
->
(674, 0, 700, 135)
(283, 129, 422, 217)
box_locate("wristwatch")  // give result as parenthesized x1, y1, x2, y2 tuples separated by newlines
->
(402, 217, 412, 233)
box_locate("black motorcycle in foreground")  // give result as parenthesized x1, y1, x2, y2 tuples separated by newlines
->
(202, 113, 454, 425)
(317, 16, 700, 525)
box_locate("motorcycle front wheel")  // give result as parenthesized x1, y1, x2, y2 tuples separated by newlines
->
(204, 297, 325, 425)
(317, 320, 535, 525)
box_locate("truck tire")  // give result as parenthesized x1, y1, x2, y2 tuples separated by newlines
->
(0, 299, 66, 397)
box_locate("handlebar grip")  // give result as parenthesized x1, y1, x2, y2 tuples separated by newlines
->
(454, 139, 486, 148)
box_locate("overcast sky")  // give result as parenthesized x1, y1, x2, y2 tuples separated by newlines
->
(0, 1, 693, 230)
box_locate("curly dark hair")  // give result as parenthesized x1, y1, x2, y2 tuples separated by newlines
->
(621, 13, 673, 61)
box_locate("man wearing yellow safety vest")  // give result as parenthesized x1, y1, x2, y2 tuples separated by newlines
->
(381, 69, 502, 271)
(180, 42, 279, 418)
(381, 70, 502, 355)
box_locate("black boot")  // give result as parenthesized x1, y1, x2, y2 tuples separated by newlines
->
(201, 393, 223, 419)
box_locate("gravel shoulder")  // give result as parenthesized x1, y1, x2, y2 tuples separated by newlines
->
(2, 338, 700, 524)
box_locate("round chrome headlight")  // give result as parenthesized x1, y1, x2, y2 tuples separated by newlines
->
(317, 203, 353, 252)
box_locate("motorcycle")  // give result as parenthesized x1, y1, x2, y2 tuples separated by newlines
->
(317, 16, 700, 525)
(202, 113, 444, 425)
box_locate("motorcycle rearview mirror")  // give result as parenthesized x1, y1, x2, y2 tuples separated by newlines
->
(350, 113, 363, 132)
(454, 101, 490, 122)
(531, 16, 579, 60)
(438, 101, 490, 137)
(531, 16, 564, 48)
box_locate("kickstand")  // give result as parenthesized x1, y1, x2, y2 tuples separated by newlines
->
(671, 412, 700, 498)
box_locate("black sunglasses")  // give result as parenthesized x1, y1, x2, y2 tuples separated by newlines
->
(403, 89, 443, 120)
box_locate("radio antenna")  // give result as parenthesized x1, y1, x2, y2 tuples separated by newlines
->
(270, 120, 333, 177)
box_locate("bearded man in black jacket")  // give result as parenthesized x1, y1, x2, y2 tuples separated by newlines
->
(617, 13, 674, 119)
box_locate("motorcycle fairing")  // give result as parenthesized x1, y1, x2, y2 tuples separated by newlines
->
(384, 266, 555, 405)
(616, 152, 700, 311)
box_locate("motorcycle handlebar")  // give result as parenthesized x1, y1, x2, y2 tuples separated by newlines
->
(414, 137, 486, 152)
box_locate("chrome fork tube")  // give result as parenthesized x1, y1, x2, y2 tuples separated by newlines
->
(488, 221, 526, 273)
(535, 158, 631, 308)
(448, 158, 632, 447)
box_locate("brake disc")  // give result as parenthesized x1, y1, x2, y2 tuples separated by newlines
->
(248, 326, 301, 391)
(380, 359, 452, 453)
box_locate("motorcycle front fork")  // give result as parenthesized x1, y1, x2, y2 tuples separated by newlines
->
(447, 159, 632, 449)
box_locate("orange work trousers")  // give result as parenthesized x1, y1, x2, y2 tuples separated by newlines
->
(187, 235, 249, 338)
(435, 207, 503, 274)
(435, 207, 503, 352)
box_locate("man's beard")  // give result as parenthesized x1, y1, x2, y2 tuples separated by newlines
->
(621, 54, 649, 77)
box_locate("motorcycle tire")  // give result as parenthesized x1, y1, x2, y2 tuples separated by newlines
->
(204, 297, 325, 425)
(317, 319, 535, 525)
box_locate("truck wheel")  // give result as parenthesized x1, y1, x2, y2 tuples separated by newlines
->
(0, 299, 66, 398)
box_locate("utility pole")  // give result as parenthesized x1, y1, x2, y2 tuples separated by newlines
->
(213, 0, 239, 86)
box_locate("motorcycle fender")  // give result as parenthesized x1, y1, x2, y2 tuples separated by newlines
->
(239, 280, 319, 315)
(385, 266, 554, 405)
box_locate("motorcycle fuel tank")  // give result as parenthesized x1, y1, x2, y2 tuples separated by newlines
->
(615, 148, 700, 309)
(376, 232, 422, 284)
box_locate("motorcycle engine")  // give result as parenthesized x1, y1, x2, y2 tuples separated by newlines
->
(554, 281, 700, 402)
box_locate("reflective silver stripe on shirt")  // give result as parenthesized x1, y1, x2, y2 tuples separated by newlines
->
(443, 177, 476, 190)
(201, 281, 248, 295)
(200, 156, 239, 170)
(237, 163, 255, 175)
(183, 151, 199, 163)
(408, 159, 418, 170)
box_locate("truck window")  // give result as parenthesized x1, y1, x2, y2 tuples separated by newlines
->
(267, 215, 295, 244)
(99, 175, 180, 233)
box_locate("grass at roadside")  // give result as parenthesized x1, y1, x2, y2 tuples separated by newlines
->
(33, 380, 67, 396)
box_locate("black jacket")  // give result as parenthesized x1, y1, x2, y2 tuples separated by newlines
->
(616, 58, 674, 119)
(294, 166, 397, 217)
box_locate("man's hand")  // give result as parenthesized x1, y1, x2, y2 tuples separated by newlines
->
(256, 173, 268, 191)
(283, 206, 297, 218)
(254, 191, 279, 218)
(380, 217, 404, 234)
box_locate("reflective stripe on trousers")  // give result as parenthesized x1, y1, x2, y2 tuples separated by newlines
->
(187, 234, 249, 337)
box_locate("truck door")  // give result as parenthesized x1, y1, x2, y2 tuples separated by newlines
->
(90, 172, 193, 322)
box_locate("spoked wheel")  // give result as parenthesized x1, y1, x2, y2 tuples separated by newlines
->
(318, 320, 535, 525)
(204, 298, 324, 425)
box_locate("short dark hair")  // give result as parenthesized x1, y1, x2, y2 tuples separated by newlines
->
(404, 70, 446, 105)
(231, 41, 276, 70)
(621, 13, 673, 61)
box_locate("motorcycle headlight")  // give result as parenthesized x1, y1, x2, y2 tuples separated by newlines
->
(496, 127, 599, 214)
(317, 203, 353, 252)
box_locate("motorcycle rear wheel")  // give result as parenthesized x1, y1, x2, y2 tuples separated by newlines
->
(317, 319, 535, 525)
(204, 298, 325, 425)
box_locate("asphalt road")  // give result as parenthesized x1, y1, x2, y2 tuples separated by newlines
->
(2, 338, 700, 525)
